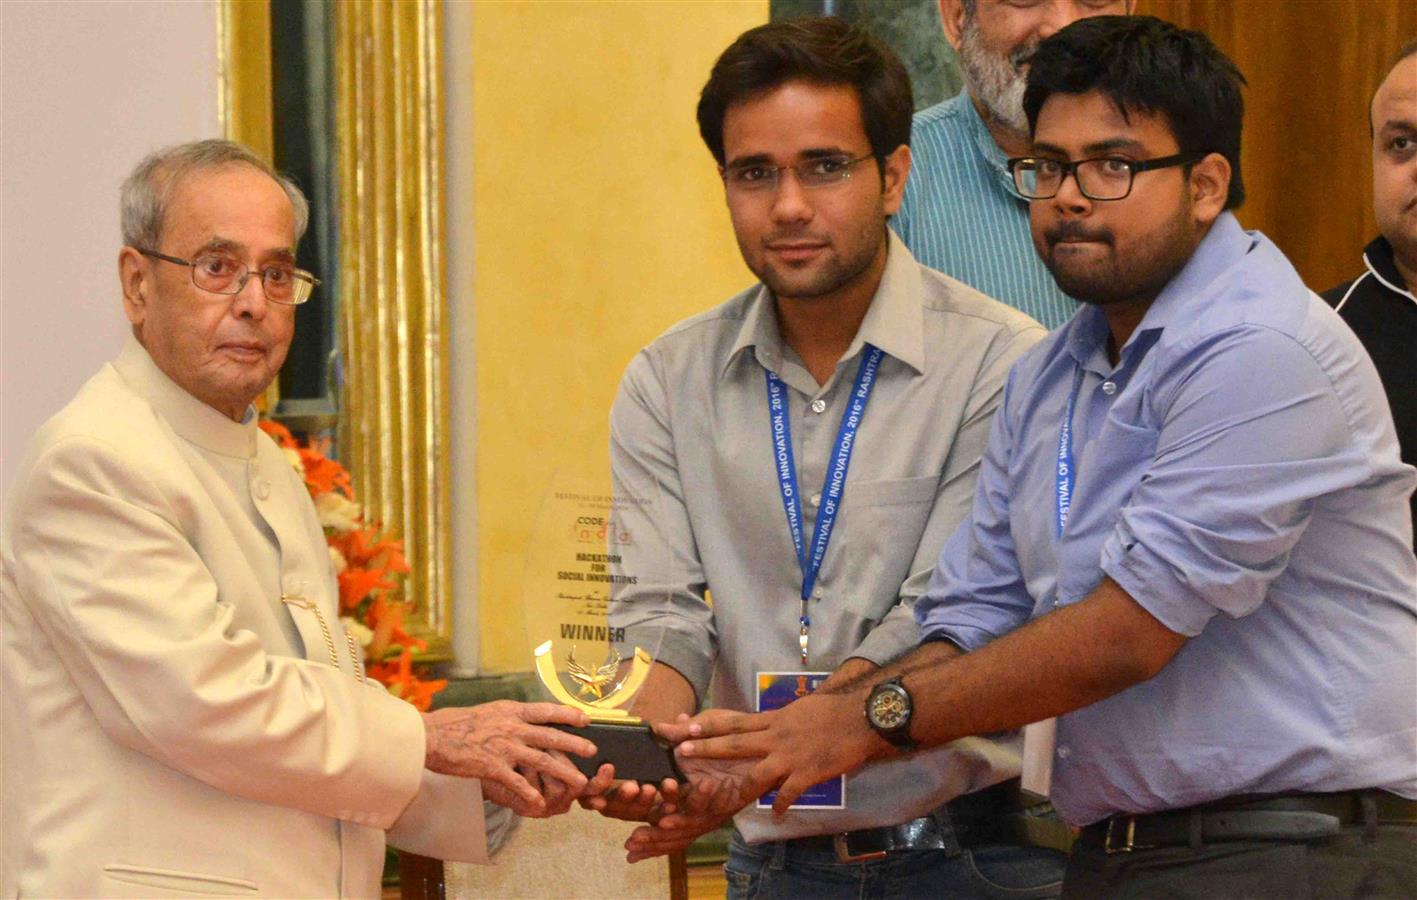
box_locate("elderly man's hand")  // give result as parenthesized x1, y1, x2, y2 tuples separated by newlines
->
(484, 759, 616, 818)
(661, 692, 886, 816)
(422, 701, 597, 816)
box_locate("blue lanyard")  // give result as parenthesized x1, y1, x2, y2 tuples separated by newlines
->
(1055, 367, 1084, 537)
(766, 345, 884, 664)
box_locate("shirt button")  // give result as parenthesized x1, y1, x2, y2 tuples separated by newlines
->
(1101, 381, 1117, 395)
(282, 575, 308, 596)
(1056, 746, 1071, 759)
(809, 493, 821, 507)
(812, 587, 824, 600)
(810, 399, 827, 414)
(254, 480, 271, 501)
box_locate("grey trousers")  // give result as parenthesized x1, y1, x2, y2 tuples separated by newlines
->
(1061, 824, 1417, 899)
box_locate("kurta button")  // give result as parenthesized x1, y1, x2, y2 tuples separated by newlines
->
(812, 587, 824, 599)
(1101, 381, 1117, 395)
(282, 575, 308, 595)
(809, 493, 821, 507)
(810, 399, 827, 414)
(254, 480, 271, 500)
(1057, 746, 1071, 759)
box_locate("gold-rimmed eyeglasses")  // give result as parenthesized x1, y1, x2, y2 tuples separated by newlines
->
(138, 248, 320, 305)
(722, 153, 876, 194)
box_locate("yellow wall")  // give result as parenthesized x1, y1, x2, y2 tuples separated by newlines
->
(472, 1, 767, 672)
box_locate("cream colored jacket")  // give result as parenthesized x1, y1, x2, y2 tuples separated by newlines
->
(1, 340, 493, 898)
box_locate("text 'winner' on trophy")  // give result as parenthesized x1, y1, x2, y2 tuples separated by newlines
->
(523, 469, 684, 785)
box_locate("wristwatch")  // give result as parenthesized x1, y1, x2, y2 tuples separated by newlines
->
(865, 676, 915, 752)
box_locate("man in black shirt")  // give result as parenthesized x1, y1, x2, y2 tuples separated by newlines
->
(1324, 39, 1417, 547)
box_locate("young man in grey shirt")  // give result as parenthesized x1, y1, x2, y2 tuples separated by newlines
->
(586, 18, 1058, 899)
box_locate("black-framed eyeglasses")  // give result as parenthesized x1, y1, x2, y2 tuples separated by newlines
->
(137, 248, 320, 305)
(1007, 152, 1204, 201)
(722, 153, 875, 194)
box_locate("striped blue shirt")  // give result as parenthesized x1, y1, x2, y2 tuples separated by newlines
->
(893, 91, 1077, 329)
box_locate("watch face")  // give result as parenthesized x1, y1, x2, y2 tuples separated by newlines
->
(869, 686, 909, 729)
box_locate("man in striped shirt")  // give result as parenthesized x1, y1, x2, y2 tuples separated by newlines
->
(894, 0, 1130, 329)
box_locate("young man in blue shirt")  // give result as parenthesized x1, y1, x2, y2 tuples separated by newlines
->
(667, 16, 1417, 898)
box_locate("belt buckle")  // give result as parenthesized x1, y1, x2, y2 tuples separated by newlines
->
(1103, 816, 1153, 854)
(832, 833, 888, 865)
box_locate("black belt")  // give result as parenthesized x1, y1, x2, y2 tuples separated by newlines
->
(785, 780, 1050, 864)
(1080, 790, 1417, 855)
(787, 813, 950, 863)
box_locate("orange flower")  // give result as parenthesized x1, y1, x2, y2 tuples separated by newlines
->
(338, 567, 395, 613)
(332, 528, 410, 575)
(364, 595, 427, 659)
(301, 450, 351, 498)
(258, 419, 298, 446)
(367, 648, 447, 712)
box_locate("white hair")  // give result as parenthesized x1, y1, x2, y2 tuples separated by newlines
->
(120, 138, 309, 250)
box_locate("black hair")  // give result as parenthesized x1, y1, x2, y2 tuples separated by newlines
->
(697, 17, 913, 171)
(1024, 15, 1247, 210)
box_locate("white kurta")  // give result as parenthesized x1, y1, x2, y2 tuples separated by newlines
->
(1, 338, 494, 897)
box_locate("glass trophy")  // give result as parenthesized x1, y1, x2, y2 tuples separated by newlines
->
(523, 468, 683, 785)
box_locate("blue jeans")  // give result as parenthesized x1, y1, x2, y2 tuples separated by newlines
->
(725, 829, 1065, 900)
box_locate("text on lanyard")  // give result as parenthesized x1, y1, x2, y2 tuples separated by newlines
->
(766, 344, 884, 664)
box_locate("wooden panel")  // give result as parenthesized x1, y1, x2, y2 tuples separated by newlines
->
(1139, 0, 1417, 291)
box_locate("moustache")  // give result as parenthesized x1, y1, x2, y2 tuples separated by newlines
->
(1045, 222, 1114, 246)
(1009, 41, 1039, 73)
(763, 231, 830, 245)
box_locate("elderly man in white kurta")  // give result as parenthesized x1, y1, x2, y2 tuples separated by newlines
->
(0, 139, 601, 898)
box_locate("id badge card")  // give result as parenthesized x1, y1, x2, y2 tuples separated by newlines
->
(755, 671, 846, 810)
(1020, 717, 1057, 800)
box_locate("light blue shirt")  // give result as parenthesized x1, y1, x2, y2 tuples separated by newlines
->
(916, 213, 1417, 825)
(893, 91, 1077, 329)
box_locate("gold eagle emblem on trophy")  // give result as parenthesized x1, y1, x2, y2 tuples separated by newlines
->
(566, 646, 622, 700)
(534, 639, 653, 722)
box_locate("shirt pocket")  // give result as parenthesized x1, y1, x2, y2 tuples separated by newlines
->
(849, 475, 940, 509)
(1092, 418, 1161, 505)
(835, 474, 940, 619)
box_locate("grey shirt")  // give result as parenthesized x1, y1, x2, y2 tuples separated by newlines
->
(609, 235, 1045, 841)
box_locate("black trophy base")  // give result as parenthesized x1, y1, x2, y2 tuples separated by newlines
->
(552, 720, 685, 785)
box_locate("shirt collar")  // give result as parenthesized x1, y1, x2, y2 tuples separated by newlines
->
(1136, 212, 1253, 339)
(113, 336, 259, 459)
(958, 89, 1017, 189)
(1362, 235, 1416, 303)
(722, 230, 927, 380)
(1065, 212, 1254, 367)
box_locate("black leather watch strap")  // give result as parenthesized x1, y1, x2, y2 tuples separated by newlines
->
(866, 675, 915, 751)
